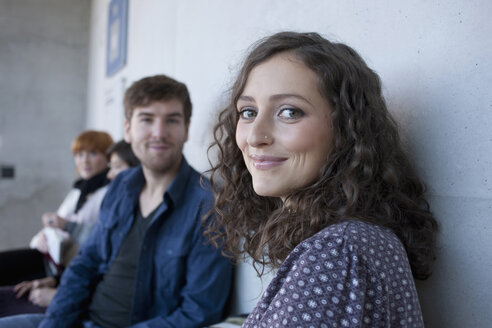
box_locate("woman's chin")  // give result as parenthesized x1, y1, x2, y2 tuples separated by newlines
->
(79, 170, 97, 180)
(252, 186, 281, 198)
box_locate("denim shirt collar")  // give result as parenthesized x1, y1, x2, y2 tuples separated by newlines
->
(119, 155, 192, 208)
(163, 156, 192, 207)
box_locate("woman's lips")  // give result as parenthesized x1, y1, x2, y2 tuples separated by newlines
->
(250, 154, 288, 170)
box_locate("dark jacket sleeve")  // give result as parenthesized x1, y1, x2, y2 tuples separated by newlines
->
(38, 222, 105, 327)
(38, 181, 119, 328)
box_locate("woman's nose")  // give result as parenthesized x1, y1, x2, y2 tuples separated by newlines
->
(81, 153, 90, 162)
(246, 115, 273, 147)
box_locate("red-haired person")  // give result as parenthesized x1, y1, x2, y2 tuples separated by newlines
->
(0, 130, 113, 287)
(0, 140, 139, 317)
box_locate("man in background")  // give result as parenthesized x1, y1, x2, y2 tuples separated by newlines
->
(0, 75, 232, 328)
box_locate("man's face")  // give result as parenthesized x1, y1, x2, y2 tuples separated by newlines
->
(124, 99, 189, 175)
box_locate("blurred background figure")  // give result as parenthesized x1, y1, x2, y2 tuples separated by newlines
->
(0, 140, 139, 317)
(106, 140, 140, 180)
(0, 130, 113, 286)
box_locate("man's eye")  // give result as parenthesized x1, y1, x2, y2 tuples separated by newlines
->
(278, 108, 304, 120)
(139, 116, 152, 123)
(238, 109, 257, 119)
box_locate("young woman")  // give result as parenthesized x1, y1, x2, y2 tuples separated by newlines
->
(206, 32, 438, 327)
(0, 140, 139, 317)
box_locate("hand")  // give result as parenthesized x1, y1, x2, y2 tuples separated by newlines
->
(34, 277, 57, 288)
(42, 212, 67, 229)
(42, 212, 57, 227)
(13, 280, 34, 298)
(13, 277, 56, 298)
(29, 287, 57, 307)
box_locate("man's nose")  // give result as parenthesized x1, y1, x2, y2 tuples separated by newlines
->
(151, 121, 167, 138)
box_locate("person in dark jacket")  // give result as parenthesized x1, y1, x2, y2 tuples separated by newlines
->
(0, 75, 232, 328)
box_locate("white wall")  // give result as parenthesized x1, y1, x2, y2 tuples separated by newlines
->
(86, 0, 178, 142)
(86, 1, 492, 326)
(0, 0, 91, 250)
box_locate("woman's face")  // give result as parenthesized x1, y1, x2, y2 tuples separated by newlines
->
(106, 153, 130, 180)
(74, 150, 108, 180)
(236, 53, 333, 199)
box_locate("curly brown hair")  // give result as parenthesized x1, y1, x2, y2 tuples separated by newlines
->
(206, 32, 437, 280)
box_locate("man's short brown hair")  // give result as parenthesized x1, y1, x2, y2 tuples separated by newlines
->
(123, 75, 192, 123)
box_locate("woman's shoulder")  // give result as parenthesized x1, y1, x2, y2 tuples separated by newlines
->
(286, 220, 407, 267)
(89, 184, 110, 199)
(311, 220, 401, 247)
(56, 188, 82, 217)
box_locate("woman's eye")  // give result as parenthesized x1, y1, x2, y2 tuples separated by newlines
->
(238, 108, 257, 120)
(278, 107, 304, 120)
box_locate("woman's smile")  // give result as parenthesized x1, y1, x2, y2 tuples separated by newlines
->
(249, 154, 288, 170)
(235, 53, 333, 198)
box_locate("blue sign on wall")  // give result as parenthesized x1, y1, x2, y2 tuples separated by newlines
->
(106, 0, 128, 77)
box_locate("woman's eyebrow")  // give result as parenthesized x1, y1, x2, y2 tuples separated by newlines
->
(238, 93, 312, 105)
(237, 95, 255, 102)
(269, 93, 312, 105)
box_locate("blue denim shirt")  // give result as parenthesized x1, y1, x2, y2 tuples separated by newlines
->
(39, 158, 232, 328)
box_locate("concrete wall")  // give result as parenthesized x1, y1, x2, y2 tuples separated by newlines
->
(0, 0, 91, 249)
(86, 0, 491, 327)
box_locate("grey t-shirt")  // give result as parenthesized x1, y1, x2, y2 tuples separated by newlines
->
(243, 220, 424, 328)
(88, 207, 156, 328)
